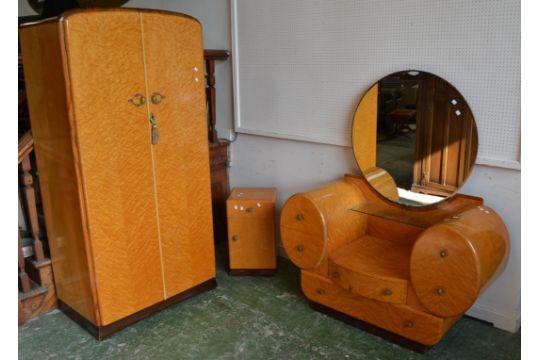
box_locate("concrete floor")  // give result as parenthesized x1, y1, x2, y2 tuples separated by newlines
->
(376, 132, 416, 190)
(19, 243, 520, 359)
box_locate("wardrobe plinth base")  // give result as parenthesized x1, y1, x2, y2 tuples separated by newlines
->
(228, 268, 276, 276)
(59, 278, 217, 340)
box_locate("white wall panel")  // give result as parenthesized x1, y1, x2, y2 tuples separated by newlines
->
(232, 0, 520, 168)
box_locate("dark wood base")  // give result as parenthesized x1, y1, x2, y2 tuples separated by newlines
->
(59, 278, 217, 340)
(228, 268, 276, 276)
(308, 300, 431, 354)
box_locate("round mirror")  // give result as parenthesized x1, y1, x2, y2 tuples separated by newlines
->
(352, 70, 478, 207)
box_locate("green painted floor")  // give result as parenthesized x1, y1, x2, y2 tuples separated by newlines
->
(19, 243, 520, 359)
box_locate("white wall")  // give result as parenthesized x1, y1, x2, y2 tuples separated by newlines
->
(231, 0, 520, 169)
(19, 0, 520, 333)
(18, 0, 36, 16)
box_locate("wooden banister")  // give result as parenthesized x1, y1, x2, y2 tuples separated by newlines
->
(18, 131, 45, 262)
(204, 49, 230, 143)
(18, 131, 33, 164)
(18, 226, 31, 294)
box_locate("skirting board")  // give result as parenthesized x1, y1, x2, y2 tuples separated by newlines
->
(466, 304, 521, 333)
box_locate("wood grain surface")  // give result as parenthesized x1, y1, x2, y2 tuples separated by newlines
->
(62, 11, 165, 325)
(141, 12, 216, 298)
(328, 235, 412, 304)
(352, 83, 378, 171)
(227, 188, 277, 270)
(280, 194, 327, 270)
(228, 219, 276, 269)
(301, 270, 455, 346)
(410, 205, 509, 317)
(226, 188, 276, 220)
(281, 180, 368, 274)
(229, 188, 277, 202)
(20, 20, 98, 324)
(20, 9, 218, 327)
(280, 174, 508, 346)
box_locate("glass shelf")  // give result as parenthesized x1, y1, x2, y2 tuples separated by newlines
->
(350, 203, 436, 228)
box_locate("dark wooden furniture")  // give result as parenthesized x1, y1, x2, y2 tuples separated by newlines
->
(209, 141, 230, 243)
(204, 49, 230, 143)
(227, 188, 277, 275)
(204, 49, 231, 243)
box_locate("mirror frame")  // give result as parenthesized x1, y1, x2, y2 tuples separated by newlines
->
(351, 69, 479, 208)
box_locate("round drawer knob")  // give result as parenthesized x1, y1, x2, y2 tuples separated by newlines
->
(436, 287, 445, 296)
(404, 320, 414, 328)
(439, 250, 448, 258)
(151, 92, 166, 104)
(246, 207, 253, 213)
(296, 213, 304, 221)
(316, 288, 326, 296)
(383, 289, 393, 296)
(295, 244, 304, 252)
(232, 235, 239, 242)
(331, 271, 340, 279)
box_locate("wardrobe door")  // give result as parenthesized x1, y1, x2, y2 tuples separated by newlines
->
(63, 11, 165, 324)
(141, 12, 215, 297)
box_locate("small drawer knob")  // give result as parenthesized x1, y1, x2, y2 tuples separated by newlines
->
(295, 244, 304, 252)
(296, 213, 304, 221)
(128, 93, 146, 107)
(232, 235, 239, 242)
(383, 289, 393, 296)
(151, 92, 166, 104)
(439, 250, 448, 258)
(404, 320, 414, 328)
(246, 207, 253, 213)
(436, 287, 445, 296)
(316, 288, 326, 296)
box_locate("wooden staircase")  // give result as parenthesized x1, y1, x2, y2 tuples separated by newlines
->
(18, 131, 57, 326)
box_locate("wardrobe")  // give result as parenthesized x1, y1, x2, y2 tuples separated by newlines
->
(19, 8, 216, 339)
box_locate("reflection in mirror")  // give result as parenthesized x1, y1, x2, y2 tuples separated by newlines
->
(352, 71, 478, 206)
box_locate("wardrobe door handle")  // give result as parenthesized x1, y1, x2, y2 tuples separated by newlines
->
(149, 113, 160, 145)
(128, 93, 146, 107)
(151, 92, 166, 105)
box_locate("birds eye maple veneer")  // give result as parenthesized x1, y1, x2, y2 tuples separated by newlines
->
(280, 70, 509, 352)
(19, 8, 216, 339)
(226, 188, 277, 275)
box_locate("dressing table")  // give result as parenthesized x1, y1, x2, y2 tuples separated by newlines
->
(280, 70, 509, 352)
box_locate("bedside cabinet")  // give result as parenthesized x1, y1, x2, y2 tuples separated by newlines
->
(227, 188, 277, 275)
